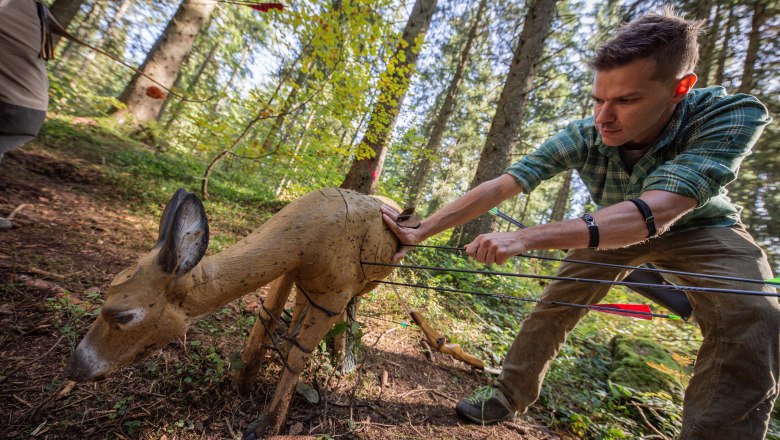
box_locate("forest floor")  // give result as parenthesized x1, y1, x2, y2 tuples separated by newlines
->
(0, 129, 564, 439)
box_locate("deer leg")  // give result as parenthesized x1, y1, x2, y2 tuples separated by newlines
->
(234, 273, 295, 396)
(244, 292, 351, 439)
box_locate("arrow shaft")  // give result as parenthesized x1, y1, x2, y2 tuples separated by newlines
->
(362, 261, 779, 298)
(406, 244, 775, 288)
(378, 280, 675, 319)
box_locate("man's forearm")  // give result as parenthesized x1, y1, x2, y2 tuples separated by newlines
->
(519, 190, 697, 251)
(418, 174, 523, 240)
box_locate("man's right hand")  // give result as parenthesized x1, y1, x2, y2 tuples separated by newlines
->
(381, 204, 424, 262)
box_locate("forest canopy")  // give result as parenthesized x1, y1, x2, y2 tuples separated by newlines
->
(44, 0, 779, 269)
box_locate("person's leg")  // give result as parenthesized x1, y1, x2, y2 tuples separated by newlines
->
(495, 243, 652, 412)
(0, 100, 46, 159)
(651, 225, 779, 439)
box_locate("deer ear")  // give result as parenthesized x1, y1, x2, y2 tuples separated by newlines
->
(156, 188, 189, 248)
(157, 192, 209, 275)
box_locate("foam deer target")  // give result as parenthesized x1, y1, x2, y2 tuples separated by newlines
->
(64, 188, 399, 438)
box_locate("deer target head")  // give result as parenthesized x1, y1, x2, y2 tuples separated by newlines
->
(64, 189, 209, 381)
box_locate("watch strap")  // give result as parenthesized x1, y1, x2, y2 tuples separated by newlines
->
(581, 213, 599, 248)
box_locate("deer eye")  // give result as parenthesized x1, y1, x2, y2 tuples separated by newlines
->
(111, 312, 135, 325)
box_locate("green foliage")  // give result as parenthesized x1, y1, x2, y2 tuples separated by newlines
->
(45, 290, 102, 351)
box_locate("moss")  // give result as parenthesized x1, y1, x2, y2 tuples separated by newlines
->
(609, 335, 686, 399)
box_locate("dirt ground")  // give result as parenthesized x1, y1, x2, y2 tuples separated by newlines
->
(0, 143, 563, 439)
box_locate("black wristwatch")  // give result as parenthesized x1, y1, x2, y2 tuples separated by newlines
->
(581, 213, 599, 248)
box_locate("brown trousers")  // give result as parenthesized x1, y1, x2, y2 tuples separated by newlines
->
(495, 224, 779, 439)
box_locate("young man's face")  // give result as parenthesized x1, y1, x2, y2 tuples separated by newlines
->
(592, 58, 681, 148)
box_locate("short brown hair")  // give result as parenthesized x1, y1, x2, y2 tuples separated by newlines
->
(589, 8, 704, 81)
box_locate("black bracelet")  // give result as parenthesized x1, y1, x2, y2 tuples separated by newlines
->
(628, 198, 657, 238)
(581, 213, 599, 248)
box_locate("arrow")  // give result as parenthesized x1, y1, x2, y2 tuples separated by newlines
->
(378, 280, 680, 320)
(489, 207, 527, 228)
(483, 208, 778, 289)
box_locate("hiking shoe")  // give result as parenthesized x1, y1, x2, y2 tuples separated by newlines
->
(455, 386, 516, 425)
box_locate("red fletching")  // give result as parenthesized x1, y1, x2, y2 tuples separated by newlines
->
(591, 303, 653, 320)
(249, 3, 284, 12)
(145, 86, 166, 100)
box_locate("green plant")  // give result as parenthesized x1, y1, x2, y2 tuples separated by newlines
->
(108, 396, 133, 420)
(45, 292, 102, 351)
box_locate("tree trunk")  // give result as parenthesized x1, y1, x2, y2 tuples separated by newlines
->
(276, 108, 318, 197)
(159, 39, 219, 124)
(112, 0, 215, 126)
(737, 0, 768, 94)
(49, 0, 85, 48)
(80, 0, 132, 73)
(55, 0, 100, 66)
(714, 4, 737, 86)
(449, 0, 558, 246)
(548, 169, 573, 224)
(339, 0, 438, 194)
(696, 1, 721, 87)
(98, 0, 131, 52)
(407, 0, 487, 208)
(538, 169, 573, 259)
(212, 46, 249, 115)
(260, 66, 312, 153)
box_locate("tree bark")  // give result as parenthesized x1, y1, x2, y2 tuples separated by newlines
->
(112, 0, 215, 126)
(696, 1, 721, 87)
(714, 3, 737, 86)
(77, 0, 133, 74)
(449, 0, 558, 246)
(407, 0, 487, 208)
(260, 65, 312, 153)
(159, 39, 219, 125)
(737, 0, 768, 94)
(339, 0, 438, 194)
(548, 169, 573, 224)
(538, 169, 573, 258)
(55, 0, 100, 66)
(49, 0, 85, 48)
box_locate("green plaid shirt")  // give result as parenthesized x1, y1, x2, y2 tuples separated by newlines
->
(505, 86, 771, 232)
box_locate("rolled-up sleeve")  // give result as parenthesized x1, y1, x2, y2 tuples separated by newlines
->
(642, 97, 770, 207)
(505, 122, 587, 193)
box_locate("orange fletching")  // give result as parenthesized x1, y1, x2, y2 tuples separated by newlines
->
(145, 86, 166, 100)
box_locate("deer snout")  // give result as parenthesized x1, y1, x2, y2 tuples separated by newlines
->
(64, 338, 111, 382)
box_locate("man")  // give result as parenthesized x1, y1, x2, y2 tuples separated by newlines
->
(0, 0, 54, 164)
(382, 9, 778, 439)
